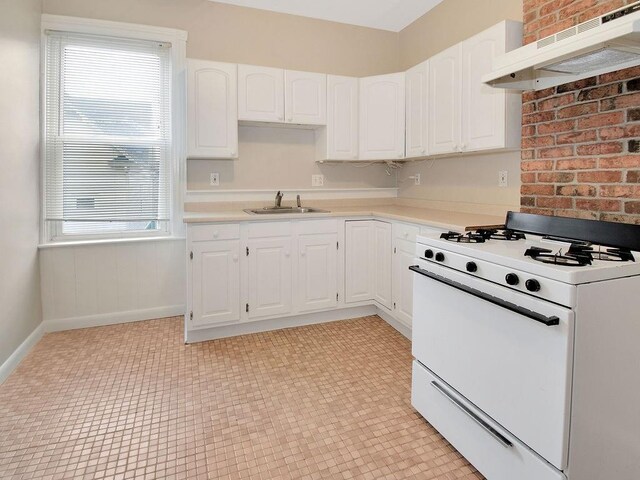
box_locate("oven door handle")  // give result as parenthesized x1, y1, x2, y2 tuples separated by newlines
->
(409, 265, 560, 327)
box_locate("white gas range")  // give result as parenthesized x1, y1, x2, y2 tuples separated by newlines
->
(410, 212, 640, 480)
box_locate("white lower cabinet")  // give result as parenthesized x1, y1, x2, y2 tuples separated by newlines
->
(373, 221, 392, 309)
(393, 238, 416, 327)
(247, 236, 293, 319)
(297, 232, 338, 313)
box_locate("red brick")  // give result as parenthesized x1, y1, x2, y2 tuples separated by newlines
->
(521, 172, 537, 183)
(557, 77, 597, 93)
(537, 93, 575, 111)
(599, 155, 640, 168)
(534, 88, 557, 100)
(521, 196, 536, 207)
(521, 149, 535, 160)
(537, 172, 575, 183)
(556, 185, 597, 197)
(523, 111, 556, 125)
(599, 127, 625, 140)
(522, 184, 555, 196)
(577, 0, 625, 23)
(523, 102, 536, 114)
(523, 34, 538, 45)
(522, 125, 536, 137)
(524, 10, 538, 24)
(577, 170, 623, 183)
(555, 209, 599, 220)
(575, 199, 622, 212)
(600, 185, 640, 197)
(627, 170, 640, 182)
(522, 160, 554, 171)
(624, 124, 640, 137)
(576, 142, 623, 155)
(539, 18, 575, 39)
(537, 196, 573, 209)
(540, 0, 574, 17)
(556, 158, 597, 170)
(525, 13, 558, 36)
(522, 91, 536, 103)
(557, 102, 598, 119)
(521, 207, 553, 216)
(537, 119, 576, 134)
(599, 66, 640, 84)
(559, 0, 597, 19)
(539, 146, 574, 158)
(624, 201, 640, 214)
(609, 92, 640, 109)
(600, 213, 640, 224)
(522, 136, 555, 148)
(556, 130, 597, 144)
(577, 83, 622, 102)
(577, 112, 624, 129)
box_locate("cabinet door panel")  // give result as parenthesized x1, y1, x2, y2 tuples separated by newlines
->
(345, 221, 374, 303)
(192, 240, 240, 327)
(428, 44, 462, 155)
(359, 73, 405, 160)
(238, 65, 284, 122)
(373, 221, 392, 309)
(285, 70, 327, 125)
(393, 239, 416, 327)
(462, 23, 506, 151)
(247, 237, 292, 318)
(326, 75, 358, 160)
(405, 61, 429, 158)
(187, 60, 238, 159)
(297, 233, 338, 313)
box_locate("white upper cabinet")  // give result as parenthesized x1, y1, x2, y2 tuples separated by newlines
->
(428, 44, 463, 156)
(284, 70, 327, 125)
(359, 72, 405, 160)
(405, 60, 429, 159)
(318, 75, 359, 160)
(187, 59, 238, 159)
(462, 20, 522, 152)
(238, 64, 285, 123)
(429, 21, 522, 156)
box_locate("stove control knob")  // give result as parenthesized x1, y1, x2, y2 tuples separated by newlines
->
(525, 279, 541, 292)
(505, 273, 519, 286)
(466, 262, 478, 273)
(435, 252, 445, 262)
(424, 249, 434, 259)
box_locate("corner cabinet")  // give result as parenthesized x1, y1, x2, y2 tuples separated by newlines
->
(187, 59, 238, 159)
(359, 73, 405, 160)
(429, 20, 522, 156)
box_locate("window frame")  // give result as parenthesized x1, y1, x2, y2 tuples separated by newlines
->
(40, 15, 188, 244)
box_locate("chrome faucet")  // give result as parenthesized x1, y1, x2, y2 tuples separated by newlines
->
(275, 191, 284, 208)
(296, 194, 301, 208)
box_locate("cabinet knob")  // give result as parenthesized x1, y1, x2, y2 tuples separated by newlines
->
(285, 251, 290, 257)
(232, 254, 238, 262)
(403, 232, 408, 238)
(230, 150, 236, 156)
(287, 117, 293, 122)
(461, 143, 467, 151)
(300, 250, 306, 257)
(421, 148, 426, 154)
(212, 231, 219, 238)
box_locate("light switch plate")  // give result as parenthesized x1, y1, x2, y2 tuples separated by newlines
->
(312, 174, 324, 187)
(498, 170, 508, 187)
(210, 173, 220, 186)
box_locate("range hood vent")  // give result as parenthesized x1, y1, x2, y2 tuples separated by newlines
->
(483, 1, 640, 91)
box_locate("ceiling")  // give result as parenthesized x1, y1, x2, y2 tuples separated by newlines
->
(209, 0, 445, 32)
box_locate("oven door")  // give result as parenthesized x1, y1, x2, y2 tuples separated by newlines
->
(411, 259, 573, 470)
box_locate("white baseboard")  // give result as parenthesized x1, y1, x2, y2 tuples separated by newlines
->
(0, 323, 45, 385)
(376, 307, 412, 340)
(43, 305, 185, 332)
(185, 305, 377, 343)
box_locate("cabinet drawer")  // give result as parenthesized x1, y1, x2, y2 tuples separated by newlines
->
(248, 221, 291, 238)
(411, 361, 566, 480)
(297, 219, 338, 235)
(394, 222, 420, 242)
(190, 224, 240, 242)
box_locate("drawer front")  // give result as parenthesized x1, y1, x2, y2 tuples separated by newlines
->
(394, 222, 420, 242)
(412, 361, 566, 480)
(248, 221, 292, 238)
(190, 224, 240, 242)
(296, 219, 338, 235)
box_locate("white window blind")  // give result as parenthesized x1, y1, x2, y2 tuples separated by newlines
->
(44, 31, 173, 238)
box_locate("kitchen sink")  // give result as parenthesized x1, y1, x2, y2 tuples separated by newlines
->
(244, 206, 330, 215)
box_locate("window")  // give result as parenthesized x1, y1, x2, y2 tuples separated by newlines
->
(43, 31, 173, 240)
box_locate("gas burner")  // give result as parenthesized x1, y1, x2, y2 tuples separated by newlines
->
(476, 228, 526, 241)
(440, 231, 486, 243)
(567, 244, 635, 263)
(525, 246, 592, 267)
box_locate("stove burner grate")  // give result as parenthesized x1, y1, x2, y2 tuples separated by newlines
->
(525, 246, 592, 267)
(476, 228, 526, 241)
(440, 231, 486, 243)
(567, 244, 635, 263)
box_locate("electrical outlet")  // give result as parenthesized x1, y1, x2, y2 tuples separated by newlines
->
(210, 173, 220, 186)
(498, 170, 508, 187)
(312, 174, 324, 187)
(414, 173, 421, 186)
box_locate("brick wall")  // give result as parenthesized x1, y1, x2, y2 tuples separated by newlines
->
(520, 0, 640, 224)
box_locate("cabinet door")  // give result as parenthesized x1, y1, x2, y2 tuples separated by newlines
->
(297, 233, 338, 313)
(393, 238, 416, 327)
(428, 44, 462, 155)
(405, 60, 429, 158)
(462, 22, 507, 152)
(247, 237, 292, 319)
(359, 73, 405, 160)
(325, 75, 359, 160)
(345, 221, 374, 303)
(285, 70, 327, 125)
(372, 221, 392, 309)
(238, 65, 284, 122)
(187, 59, 238, 159)
(191, 240, 240, 327)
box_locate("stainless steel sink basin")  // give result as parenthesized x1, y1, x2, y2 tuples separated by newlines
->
(244, 206, 330, 215)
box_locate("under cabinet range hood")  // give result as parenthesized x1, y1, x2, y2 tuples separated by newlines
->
(483, 1, 640, 91)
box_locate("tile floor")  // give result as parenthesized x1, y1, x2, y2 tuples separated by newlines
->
(0, 316, 483, 479)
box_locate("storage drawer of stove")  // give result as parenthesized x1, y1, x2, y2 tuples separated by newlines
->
(412, 361, 566, 480)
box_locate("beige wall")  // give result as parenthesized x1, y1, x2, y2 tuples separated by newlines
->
(399, 0, 523, 70)
(0, 0, 43, 367)
(43, 0, 400, 191)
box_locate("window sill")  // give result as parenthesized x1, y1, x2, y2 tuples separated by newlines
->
(38, 235, 185, 249)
